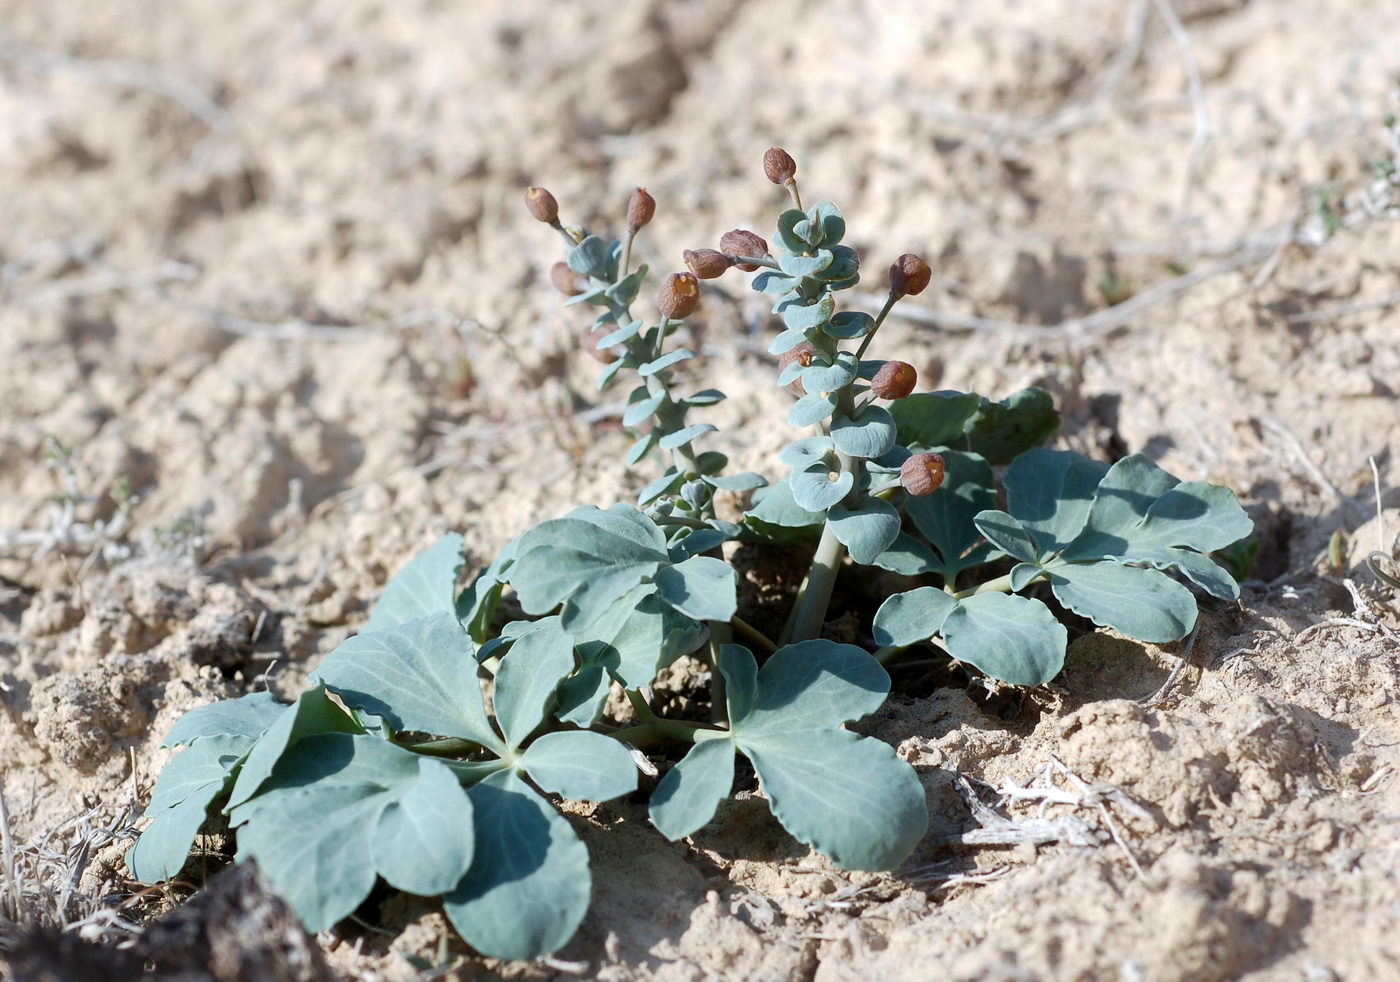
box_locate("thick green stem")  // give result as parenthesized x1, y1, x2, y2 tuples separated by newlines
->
(730, 615, 777, 655)
(952, 570, 1038, 600)
(789, 520, 847, 643)
(620, 228, 637, 278)
(785, 180, 803, 212)
(854, 292, 899, 361)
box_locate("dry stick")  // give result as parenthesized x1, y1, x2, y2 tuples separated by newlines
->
(1257, 415, 1367, 520)
(1287, 290, 1400, 325)
(1141, 621, 1201, 708)
(1149, 0, 1211, 216)
(0, 784, 21, 922)
(0, 33, 236, 134)
(855, 240, 1278, 346)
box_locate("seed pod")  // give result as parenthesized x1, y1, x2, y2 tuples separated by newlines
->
(550, 261, 584, 296)
(580, 326, 620, 364)
(627, 187, 655, 232)
(658, 272, 701, 320)
(720, 229, 769, 271)
(684, 248, 734, 280)
(900, 452, 946, 496)
(763, 147, 797, 185)
(777, 340, 817, 396)
(888, 253, 932, 298)
(525, 186, 559, 225)
(870, 361, 917, 400)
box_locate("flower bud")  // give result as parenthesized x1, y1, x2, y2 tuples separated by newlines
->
(888, 253, 932, 297)
(627, 187, 655, 232)
(777, 340, 817, 396)
(900, 452, 946, 496)
(763, 147, 797, 185)
(550, 261, 584, 296)
(870, 361, 917, 400)
(658, 272, 701, 320)
(684, 248, 734, 280)
(720, 229, 769, 271)
(580, 327, 620, 364)
(525, 186, 559, 225)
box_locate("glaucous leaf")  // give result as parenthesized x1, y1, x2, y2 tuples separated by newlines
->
(161, 691, 284, 748)
(653, 555, 738, 623)
(575, 584, 706, 688)
(872, 587, 958, 647)
(365, 533, 464, 635)
(648, 737, 735, 841)
(905, 450, 1001, 582)
(1047, 561, 1198, 643)
(939, 593, 1066, 686)
(520, 730, 639, 802)
(790, 460, 854, 512)
(828, 498, 901, 564)
(492, 618, 576, 749)
(830, 405, 897, 459)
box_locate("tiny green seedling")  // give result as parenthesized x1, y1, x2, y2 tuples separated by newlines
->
(130, 148, 1253, 960)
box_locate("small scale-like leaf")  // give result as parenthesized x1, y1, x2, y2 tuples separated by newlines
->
(659, 423, 717, 451)
(824, 311, 873, 339)
(623, 391, 666, 426)
(872, 587, 957, 647)
(704, 471, 767, 492)
(790, 461, 853, 512)
(520, 730, 638, 802)
(639, 348, 696, 377)
(830, 405, 897, 459)
(752, 270, 799, 295)
(637, 469, 685, 505)
(789, 390, 840, 428)
(939, 593, 1066, 686)
(566, 236, 608, 277)
(779, 250, 836, 279)
(828, 498, 901, 564)
(781, 293, 835, 331)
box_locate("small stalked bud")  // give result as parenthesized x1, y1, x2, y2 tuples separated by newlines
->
(870, 360, 917, 400)
(720, 229, 769, 271)
(525, 186, 559, 225)
(550, 261, 584, 296)
(888, 253, 932, 298)
(900, 452, 947, 496)
(776, 340, 817, 396)
(658, 272, 701, 320)
(763, 147, 797, 186)
(627, 187, 655, 232)
(579, 327, 620, 364)
(684, 248, 734, 280)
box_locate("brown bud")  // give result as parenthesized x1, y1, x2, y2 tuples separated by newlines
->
(525, 186, 559, 225)
(627, 187, 655, 231)
(684, 248, 734, 280)
(763, 147, 797, 185)
(550, 261, 584, 296)
(870, 361, 917, 400)
(658, 272, 701, 320)
(580, 326, 620, 364)
(777, 340, 817, 396)
(889, 253, 932, 298)
(720, 229, 769, 271)
(900, 452, 946, 496)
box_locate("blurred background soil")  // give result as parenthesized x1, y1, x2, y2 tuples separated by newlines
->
(1, 1, 1397, 979)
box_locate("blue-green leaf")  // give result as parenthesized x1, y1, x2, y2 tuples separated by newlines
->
(733, 641, 889, 735)
(744, 476, 825, 541)
(649, 738, 735, 840)
(768, 327, 813, 355)
(782, 293, 835, 332)
(683, 388, 727, 406)
(872, 587, 958, 647)
(510, 505, 669, 632)
(365, 533, 464, 635)
(823, 310, 873, 339)
(372, 759, 477, 896)
(889, 391, 982, 449)
(780, 250, 835, 279)
(637, 469, 685, 505)
(493, 618, 576, 749)
(789, 390, 840, 427)
(831, 405, 897, 459)
(1047, 561, 1198, 643)
(753, 270, 799, 295)
(520, 730, 638, 802)
(704, 471, 767, 492)
(227, 684, 363, 809)
(972, 510, 1040, 564)
(791, 461, 853, 512)
(596, 318, 642, 349)
(828, 498, 901, 564)
(775, 208, 810, 254)
(654, 555, 737, 622)
(905, 450, 1000, 582)
(161, 691, 284, 748)
(639, 348, 696, 376)
(456, 536, 522, 643)
(660, 423, 717, 451)
(802, 351, 858, 393)
(566, 236, 608, 277)
(576, 584, 706, 688)
(623, 390, 666, 426)
(867, 532, 941, 576)
(129, 734, 250, 883)
(779, 437, 834, 469)
(443, 770, 590, 961)
(940, 593, 1066, 686)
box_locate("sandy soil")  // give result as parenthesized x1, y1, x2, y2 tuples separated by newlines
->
(2, 0, 1398, 979)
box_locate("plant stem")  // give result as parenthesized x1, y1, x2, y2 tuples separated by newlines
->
(730, 615, 777, 654)
(789, 520, 847, 643)
(707, 620, 731, 723)
(785, 180, 803, 212)
(952, 570, 1041, 600)
(620, 228, 637, 278)
(854, 292, 898, 361)
(730, 254, 782, 270)
(873, 644, 907, 665)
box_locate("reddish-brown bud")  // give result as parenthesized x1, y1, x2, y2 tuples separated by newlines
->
(627, 187, 655, 231)
(900, 452, 946, 496)
(777, 340, 817, 396)
(580, 326, 620, 364)
(550, 261, 584, 296)
(525, 186, 559, 225)
(889, 253, 932, 298)
(684, 248, 734, 280)
(870, 360, 917, 400)
(720, 229, 769, 271)
(763, 147, 797, 185)
(658, 272, 701, 320)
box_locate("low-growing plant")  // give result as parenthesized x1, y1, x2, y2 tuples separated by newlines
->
(130, 148, 1254, 960)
